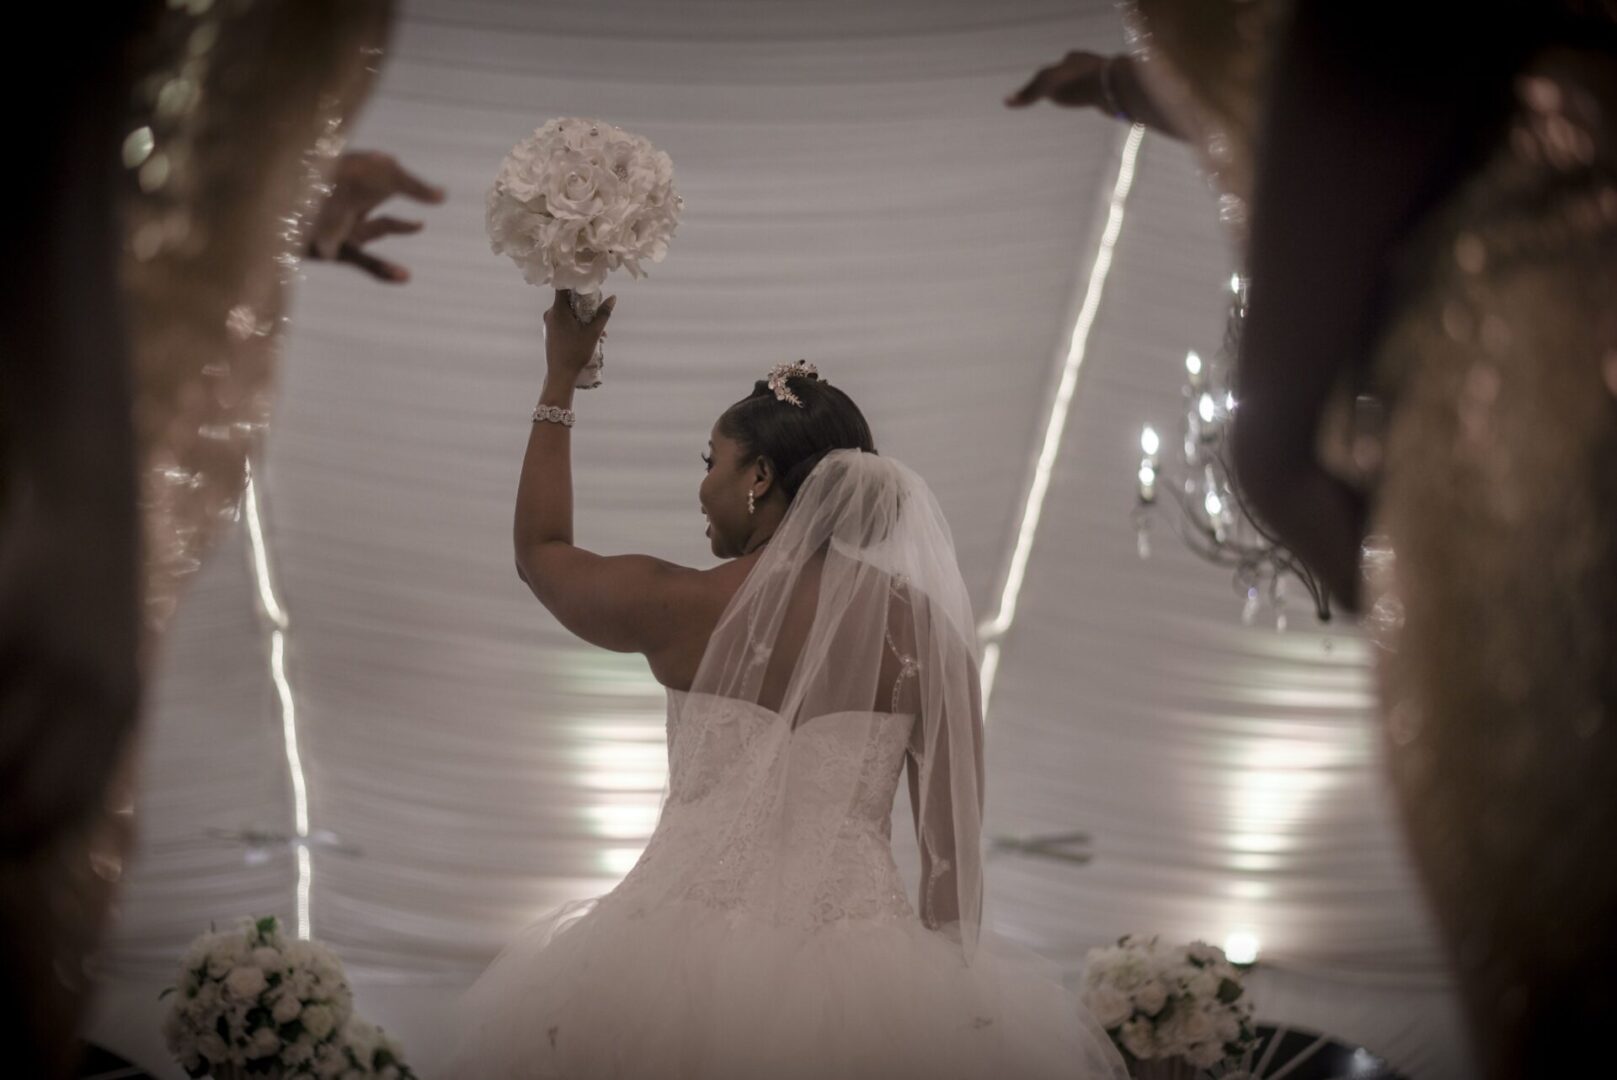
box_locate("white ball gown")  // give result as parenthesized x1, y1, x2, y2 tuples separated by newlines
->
(450, 451, 1127, 1080)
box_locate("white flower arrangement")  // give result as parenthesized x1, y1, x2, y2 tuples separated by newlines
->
(160, 915, 416, 1079)
(486, 117, 682, 295)
(1082, 935, 1257, 1071)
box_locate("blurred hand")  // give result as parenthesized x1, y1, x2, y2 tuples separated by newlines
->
(307, 150, 446, 284)
(1005, 50, 1108, 109)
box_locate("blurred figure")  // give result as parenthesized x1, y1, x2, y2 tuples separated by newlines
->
(0, 1, 446, 1073)
(1011, 3, 1617, 1075)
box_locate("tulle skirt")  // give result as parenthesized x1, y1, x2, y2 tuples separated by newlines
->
(449, 894, 1128, 1080)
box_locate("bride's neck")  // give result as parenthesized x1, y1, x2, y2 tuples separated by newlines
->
(740, 509, 783, 556)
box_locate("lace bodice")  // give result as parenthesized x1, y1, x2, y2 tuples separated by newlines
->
(607, 691, 919, 929)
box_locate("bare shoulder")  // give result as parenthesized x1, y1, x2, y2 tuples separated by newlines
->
(644, 553, 761, 690)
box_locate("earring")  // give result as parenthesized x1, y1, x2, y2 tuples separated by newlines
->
(748, 489, 756, 515)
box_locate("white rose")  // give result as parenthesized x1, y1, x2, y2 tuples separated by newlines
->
(1085, 986, 1132, 1029)
(1188, 970, 1220, 1000)
(1188, 1039, 1226, 1068)
(1083, 948, 1118, 987)
(1135, 979, 1168, 1016)
(284, 1036, 316, 1067)
(249, 1026, 281, 1058)
(314, 1042, 348, 1079)
(207, 937, 248, 978)
(379, 1066, 401, 1080)
(1112, 957, 1150, 992)
(197, 1033, 229, 1063)
(302, 1003, 337, 1041)
(542, 151, 610, 220)
(182, 936, 211, 974)
(273, 993, 303, 1024)
(1120, 1018, 1157, 1060)
(352, 1018, 385, 1060)
(1181, 1007, 1215, 1044)
(225, 964, 267, 1000)
(252, 946, 284, 972)
(288, 969, 317, 999)
(1214, 1010, 1241, 1042)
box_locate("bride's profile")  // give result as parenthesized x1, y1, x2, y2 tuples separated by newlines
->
(450, 290, 1127, 1079)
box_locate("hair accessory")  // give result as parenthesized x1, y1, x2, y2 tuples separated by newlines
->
(766, 360, 819, 408)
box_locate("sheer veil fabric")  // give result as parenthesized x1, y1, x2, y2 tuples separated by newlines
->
(451, 449, 1129, 1079)
(640, 447, 986, 951)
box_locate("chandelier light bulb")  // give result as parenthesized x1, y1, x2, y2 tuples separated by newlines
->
(1185, 350, 1203, 377)
(1198, 393, 1217, 424)
(1140, 425, 1160, 456)
(1224, 931, 1260, 965)
(1205, 490, 1224, 517)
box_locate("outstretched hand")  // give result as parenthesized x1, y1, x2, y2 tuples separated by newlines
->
(1004, 50, 1107, 109)
(307, 150, 446, 284)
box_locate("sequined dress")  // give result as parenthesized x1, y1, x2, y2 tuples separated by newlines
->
(1129, 0, 1617, 1066)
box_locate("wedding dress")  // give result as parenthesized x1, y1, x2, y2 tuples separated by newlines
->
(451, 449, 1127, 1079)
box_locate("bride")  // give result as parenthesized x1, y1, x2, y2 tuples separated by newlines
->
(449, 291, 1127, 1079)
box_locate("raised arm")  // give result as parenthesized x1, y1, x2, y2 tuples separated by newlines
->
(515, 291, 705, 657)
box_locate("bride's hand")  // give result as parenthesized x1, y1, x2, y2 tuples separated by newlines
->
(543, 289, 616, 384)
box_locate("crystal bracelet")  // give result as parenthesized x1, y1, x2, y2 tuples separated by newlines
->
(532, 403, 576, 427)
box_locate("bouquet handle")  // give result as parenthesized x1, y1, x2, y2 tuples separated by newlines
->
(567, 290, 606, 389)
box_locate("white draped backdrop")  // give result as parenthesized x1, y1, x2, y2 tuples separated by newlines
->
(87, 1, 1471, 1076)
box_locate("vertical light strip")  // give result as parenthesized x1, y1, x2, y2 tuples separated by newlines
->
(979, 125, 1146, 712)
(244, 459, 314, 939)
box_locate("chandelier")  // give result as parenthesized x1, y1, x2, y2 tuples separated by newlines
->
(1131, 273, 1331, 629)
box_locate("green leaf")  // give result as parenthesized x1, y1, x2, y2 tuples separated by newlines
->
(159, 987, 176, 1000)
(257, 915, 279, 938)
(1217, 977, 1244, 1005)
(216, 1016, 230, 1040)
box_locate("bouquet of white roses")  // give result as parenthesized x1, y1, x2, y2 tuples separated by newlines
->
(160, 915, 415, 1079)
(486, 116, 682, 387)
(1082, 935, 1257, 1072)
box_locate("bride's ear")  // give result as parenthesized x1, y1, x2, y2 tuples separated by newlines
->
(751, 455, 777, 499)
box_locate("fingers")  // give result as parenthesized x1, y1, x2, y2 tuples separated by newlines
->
(386, 157, 447, 204)
(586, 295, 616, 344)
(309, 208, 360, 260)
(337, 241, 409, 284)
(1002, 65, 1054, 108)
(351, 215, 425, 244)
(1005, 69, 1049, 107)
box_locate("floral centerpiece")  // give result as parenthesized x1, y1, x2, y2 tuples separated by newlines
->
(1082, 935, 1257, 1077)
(160, 915, 416, 1078)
